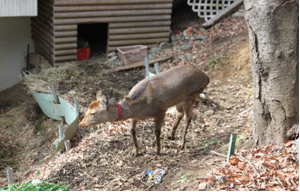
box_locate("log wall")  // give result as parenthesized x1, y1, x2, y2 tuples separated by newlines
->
(31, 0, 172, 66)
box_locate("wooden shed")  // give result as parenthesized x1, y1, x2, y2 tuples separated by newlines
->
(31, 0, 173, 66)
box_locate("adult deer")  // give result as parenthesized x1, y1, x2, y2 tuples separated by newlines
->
(79, 65, 210, 156)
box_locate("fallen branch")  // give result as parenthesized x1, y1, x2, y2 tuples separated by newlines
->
(103, 56, 173, 73)
(238, 153, 260, 175)
(211, 150, 227, 158)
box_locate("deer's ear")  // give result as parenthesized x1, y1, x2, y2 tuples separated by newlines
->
(96, 90, 103, 100)
(99, 95, 108, 110)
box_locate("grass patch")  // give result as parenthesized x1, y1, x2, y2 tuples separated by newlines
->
(0, 179, 69, 191)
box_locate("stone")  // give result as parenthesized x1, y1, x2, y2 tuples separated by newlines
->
(232, 11, 244, 18)
(185, 53, 193, 62)
(181, 42, 192, 51)
(148, 54, 157, 60)
(150, 47, 161, 54)
(171, 34, 176, 42)
(107, 51, 116, 58)
(200, 27, 207, 32)
(108, 56, 117, 64)
(175, 33, 182, 40)
(196, 34, 208, 41)
(112, 59, 124, 66)
(159, 42, 172, 50)
(177, 55, 185, 60)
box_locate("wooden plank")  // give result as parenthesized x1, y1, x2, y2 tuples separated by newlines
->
(54, 0, 172, 5)
(55, 37, 77, 44)
(55, 25, 77, 31)
(109, 26, 170, 35)
(108, 38, 169, 46)
(32, 35, 53, 55)
(39, 0, 53, 15)
(54, 15, 171, 25)
(54, 9, 171, 18)
(109, 32, 169, 40)
(110, 21, 171, 28)
(55, 49, 77, 56)
(32, 17, 54, 33)
(31, 21, 53, 40)
(105, 56, 173, 73)
(202, 0, 244, 28)
(55, 43, 77, 50)
(107, 43, 156, 52)
(55, 31, 77, 37)
(54, 3, 172, 12)
(55, 55, 77, 62)
(31, 28, 53, 48)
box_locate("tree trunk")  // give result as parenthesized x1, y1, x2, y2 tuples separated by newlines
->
(244, 0, 299, 145)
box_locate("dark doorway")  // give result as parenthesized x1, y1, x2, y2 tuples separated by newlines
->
(77, 23, 108, 57)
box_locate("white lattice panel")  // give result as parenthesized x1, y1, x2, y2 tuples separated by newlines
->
(187, 0, 235, 21)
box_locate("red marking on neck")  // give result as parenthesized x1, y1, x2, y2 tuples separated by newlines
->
(116, 103, 122, 121)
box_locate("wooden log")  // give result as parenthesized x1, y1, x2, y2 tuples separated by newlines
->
(31, 21, 53, 40)
(54, 15, 171, 25)
(55, 49, 77, 56)
(55, 25, 77, 31)
(107, 43, 156, 52)
(109, 26, 170, 35)
(55, 37, 77, 44)
(32, 17, 54, 34)
(54, 31, 77, 37)
(108, 38, 169, 46)
(31, 28, 53, 48)
(32, 16, 53, 31)
(39, 0, 53, 15)
(55, 55, 77, 62)
(32, 36, 53, 55)
(40, 0, 54, 10)
(54, 9, 171, 18)
(55, 43, 77, 50)
(109, 32, 169, 40)
(202, 0, 244, 28)
(105, 56, 173, 73)
(110, 21, 171, 28)
(34, 42, 54, 66)
(36, 10, 54, 28)
(54, 3, 172, 12)
(38, 7, 53, 21)
(54, 0, 172, 5)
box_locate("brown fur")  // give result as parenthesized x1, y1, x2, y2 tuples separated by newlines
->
(80, 65, 210, 156)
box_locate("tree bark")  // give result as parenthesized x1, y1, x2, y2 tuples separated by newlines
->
(244, 0, 299, 145)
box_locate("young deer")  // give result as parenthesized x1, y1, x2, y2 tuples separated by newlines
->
(79, 65, 210, 156)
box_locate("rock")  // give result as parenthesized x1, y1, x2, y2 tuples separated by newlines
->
(107, 51, 116, 58)
(148, 54, 157, 60)
(108, 56, 117, 64)
(175, 33, 182, 40)
(185, 53, 193, 62)
(200, 27, 207, 32)
(181, 42, 192, 51)
(177, 55, 185, 60)
(112, 59, 124, 66)
(232, 11, 244, 18)
(196, 34, 208, 41)
(205, 110, 214, 116)
(150, 47, 161, 54)
(181, 35, 185, 41)
(159, 42, 172, 50)
(188, 39, 194, 44)
(128, 178, 134, 184)
(171, 34, 176, 42)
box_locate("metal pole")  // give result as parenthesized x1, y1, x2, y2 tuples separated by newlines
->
(6, 167, 14, 185)
(74, 98, 79, 117)
(58, 124, 64, 141)
(144, 57, 150, 78)
(154, 62, 160, 74)
(50, 83, 59, 104)
(64, 140, 71, 151)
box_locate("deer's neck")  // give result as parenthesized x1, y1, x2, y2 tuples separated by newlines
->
(117, 100, 132, 121)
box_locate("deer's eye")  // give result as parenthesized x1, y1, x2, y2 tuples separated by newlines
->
(91, 112, 95, 116)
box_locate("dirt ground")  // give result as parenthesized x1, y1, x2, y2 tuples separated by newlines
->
(0, 14, 258, 190)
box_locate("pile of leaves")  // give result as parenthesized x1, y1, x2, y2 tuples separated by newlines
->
(194, 140, 299, 191)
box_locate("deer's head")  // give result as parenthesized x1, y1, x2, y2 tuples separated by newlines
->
(79, 90, 110, 127)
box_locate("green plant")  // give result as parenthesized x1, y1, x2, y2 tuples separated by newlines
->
(198, 41, 202, 48)
(247, 87, 254, 98)
(202, 137, 221, 149)
(177, 173, 191, 183)
(0, 171, 69, 191)
(55, 142, 59, 151)
(209, 58, 218, 68)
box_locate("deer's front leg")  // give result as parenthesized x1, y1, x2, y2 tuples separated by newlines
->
(179, 102, 193, 149)
(131, 118, 139, 156)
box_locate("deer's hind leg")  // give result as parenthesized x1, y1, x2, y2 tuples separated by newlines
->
(154, 114, 165, 155)
(168, 104, 184, 140)
(179, 101, 193, 149)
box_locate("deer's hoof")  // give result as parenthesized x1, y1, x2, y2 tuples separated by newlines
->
(178, 142, 185, 150)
